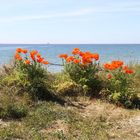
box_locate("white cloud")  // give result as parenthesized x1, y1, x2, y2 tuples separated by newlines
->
(0, 8, 95, 23)
(0, 1, 140, 23)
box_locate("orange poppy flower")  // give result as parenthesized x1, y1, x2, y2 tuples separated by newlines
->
(118, 61, 124, 66)
(84, 51, 92, 55)
(16, 48, 22, 53)
(30, 50, 38, 56)
(109, 65, 116, 70)
(59, 54, 68, 59)
(123, 66, 128, 70)
(14, 53, 22, 61)
(66, 56, 74, 62)
(104, 63, 110, 69)
(22, 49, 28, 54)
(82, 55, 92, 64)
(17, 57, 22, 61)
(86, 58, 92, 63)
(111, 63, 119, 69)
(25, 60, 30, 65)
(79, 51, 84, 57)
(104, 60, 124, 70)
(37, 53, 41, 58)
(111, 60, 123, 68)
(91, 53, 99, 61)
(42, 61, 49, 65)
(73, 59, 81, 64)
(125, 69, 134, 74)
(72, 48, 80, 55)
(30, 50, 38, 60)
(37, 57, 44, 63)
(30, 54, 35, 60)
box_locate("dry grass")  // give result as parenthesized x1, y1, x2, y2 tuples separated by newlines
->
(0, 98, 140, 140)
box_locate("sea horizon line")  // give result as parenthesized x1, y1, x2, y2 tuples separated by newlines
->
(0, 43, 140, 45)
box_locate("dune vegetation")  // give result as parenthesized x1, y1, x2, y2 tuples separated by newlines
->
(0, 47, 140, 140)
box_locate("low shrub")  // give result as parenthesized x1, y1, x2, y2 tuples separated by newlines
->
(13, 48, 50, 100)
(59, 48, 102, 95)
(0, 104, 28, 119)
(132, 64, 140, 97)
(0, 93, 29, 119)
(102, 60, 140, 108)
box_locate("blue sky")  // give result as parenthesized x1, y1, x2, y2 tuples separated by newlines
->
(0, 0, 140, 44)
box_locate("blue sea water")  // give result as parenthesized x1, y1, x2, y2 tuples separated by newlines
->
(0, 44, 140, 72)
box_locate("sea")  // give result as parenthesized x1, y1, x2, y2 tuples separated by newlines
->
(0, 44, 140, 72)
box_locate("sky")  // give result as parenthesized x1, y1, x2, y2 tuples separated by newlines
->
(0, 0, 140, 44)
